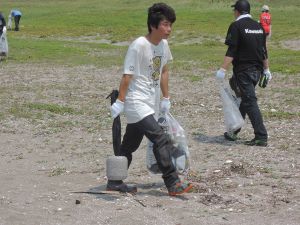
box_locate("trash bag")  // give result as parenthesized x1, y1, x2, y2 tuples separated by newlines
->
(7, 15, 12, 30)
(0, 32, 8, 56)
(218, 80, 244, 132)
(146, 112, 190, 175)
(106, 90, 121, 156)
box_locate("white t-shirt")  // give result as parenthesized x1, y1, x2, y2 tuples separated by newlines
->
(123, 36, 173, 123)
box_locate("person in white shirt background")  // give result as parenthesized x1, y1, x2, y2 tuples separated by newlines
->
(0, 12, 8, 57)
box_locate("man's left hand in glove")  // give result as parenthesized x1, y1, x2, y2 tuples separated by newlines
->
(264, 68, 272, 81)
(160, 97, 171, 113)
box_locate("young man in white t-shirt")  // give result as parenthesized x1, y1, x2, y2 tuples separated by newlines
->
(108, 3, 193, 196)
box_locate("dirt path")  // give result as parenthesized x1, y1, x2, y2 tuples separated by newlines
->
(0, 63, 299, 225)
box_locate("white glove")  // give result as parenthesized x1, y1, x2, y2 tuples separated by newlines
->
(216, 68, 226, 79)
(264, 68, 272, 81)
(160, 97, 171, 113)
(2, 26, 7, 34)
(111, 99, 124, 119)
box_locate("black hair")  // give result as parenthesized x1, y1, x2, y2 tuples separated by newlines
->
(147, 3, 176, 33)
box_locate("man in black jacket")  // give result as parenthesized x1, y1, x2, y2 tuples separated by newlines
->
(216, 0, 272, 146)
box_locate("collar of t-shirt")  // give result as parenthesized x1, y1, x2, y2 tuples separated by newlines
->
(236, 14, 252, 21)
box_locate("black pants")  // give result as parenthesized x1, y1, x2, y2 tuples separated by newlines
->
(234, 67, 268, 140)
(118, 114, 179, 188)
(14, 15, 21, 31)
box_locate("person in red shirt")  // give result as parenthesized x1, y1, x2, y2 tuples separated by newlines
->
(260, 5, 272, 38)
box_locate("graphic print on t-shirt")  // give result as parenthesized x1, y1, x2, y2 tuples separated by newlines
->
(150, 56, 162, 87)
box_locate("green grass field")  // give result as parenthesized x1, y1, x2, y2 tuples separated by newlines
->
(1, 0, 300, 74)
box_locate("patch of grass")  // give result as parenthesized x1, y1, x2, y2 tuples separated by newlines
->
(258, 166, 272, 174)
(8, 37, 84, 64)
(8, 37, 125, 67)
(172, 42, 225, 71)
(15, 154, 24, 160)
(1, 0, 299, 73)
(268, 48, 300, 74)
(262, 110, 300, 119)
(49, 167, 66, 177)
(186, 74, 204, 82)
(26, 102, 77, 115)
(0, 112, 5, 120)
(279, 144, 290, 151)
(9, 102, 79, 121)
(9, 104, 37, 120)
(46, 120, 81, 132)
(271, 87, 300, 95)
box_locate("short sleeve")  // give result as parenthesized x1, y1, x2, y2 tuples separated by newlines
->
(225, 23, 239, 47)
(225, 23, 239, 58)
(123, 42, 141, 76)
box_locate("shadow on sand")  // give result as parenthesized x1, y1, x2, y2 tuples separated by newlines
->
(72, 181, 189, 201)
(193, 133, 240, 146)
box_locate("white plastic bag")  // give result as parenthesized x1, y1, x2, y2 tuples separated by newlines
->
(0, 32, 8, 56)
(8, 15, 12, 30)
(218, 80, 244, 132)
(146, 112, 190, 175)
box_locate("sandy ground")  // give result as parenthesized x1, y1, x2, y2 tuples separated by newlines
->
(0, 63, 299, 225)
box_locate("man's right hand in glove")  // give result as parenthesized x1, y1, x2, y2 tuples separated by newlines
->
(111, 99, 124, 119)
(264, 68, 272, 81)
(216, 68, 226, 79)
(2, 26, 7, 34)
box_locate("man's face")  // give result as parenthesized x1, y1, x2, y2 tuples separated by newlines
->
(233, 9, 240, 18)
(152, 19, 173, 39)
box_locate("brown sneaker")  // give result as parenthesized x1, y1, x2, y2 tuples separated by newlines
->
(106, 180, 137, 193)
(167, 180, 193, 196)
